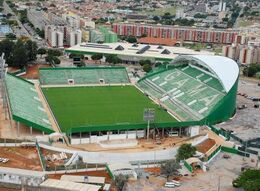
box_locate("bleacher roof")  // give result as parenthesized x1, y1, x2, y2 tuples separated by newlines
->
(65, 42, 214, 61)
(173, 55, 239, 93)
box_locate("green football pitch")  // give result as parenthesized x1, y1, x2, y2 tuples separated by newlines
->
(42, 86, 177, 133)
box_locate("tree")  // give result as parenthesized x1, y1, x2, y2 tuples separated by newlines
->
(233, 169, 260, 191)
(47, 49, 62, 57)
(153, 15, 160, 22)
(176, 144, 196, 161)
(5, 33, 16, 40)
(139, 59, 151, 66)
(243, 64, 260, 77)
(114, 174, 128, 191)
(105, 54, 121, 64)
(161, 160, 181, 179)
(12, 40, 28, 68)
(52, 56, 60, 65)
(0, 39, 15, 63)
(194, 13, 207, 19)
(35, 28, 44, 38)
(91, 53, 103, 60)
(143, 63, 152, 72)
(126, 36, 137, 43)
(37, 48, 46, 58)
(25, 40, 38, 61)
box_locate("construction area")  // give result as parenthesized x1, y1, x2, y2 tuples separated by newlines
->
(0, 146, 42, 171)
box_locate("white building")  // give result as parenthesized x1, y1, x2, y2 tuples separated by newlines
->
(0, 167, 46, 187)
(176, 8, 185, 19)
(45, 25, 64, 48)
(67, 29, 82, 47)
(63, 14, 80, 29)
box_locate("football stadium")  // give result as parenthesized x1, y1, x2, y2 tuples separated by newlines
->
(4, 55, 239, 144)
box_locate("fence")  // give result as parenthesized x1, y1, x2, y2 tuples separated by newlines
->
(184, 160, 193, 173)
(35, 141, 47, 171)
(221, 146, 250, 157)
(208, 125, 231, 140)
(45, 163, 106, 172)
(205, 145, 221, 162)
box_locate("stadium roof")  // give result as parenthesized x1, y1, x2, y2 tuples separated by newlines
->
(65, 42, 214, 61)
(172, 55, 239, 92)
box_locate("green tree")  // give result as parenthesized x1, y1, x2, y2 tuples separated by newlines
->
(52, 56, 60, 65)
(233, 169, 260, 191)
(47, 49, 62, 57)
(143, 63, 152, 72)
(91, 53, 103, 60)
(194, 13, 207, 19)
(114, 174, 128, 191)
(126, 36, 137, 43)
(176, 144, 196, 161)
(243, 64, 260, 77)
(105, 54, 121, 64)
(25, 40, 38, 61)
(5, 33, 16, 40)
(12, 40, 28, 68)
(161, 160, 181, 179)
(37, 48, 47, 58)
(35, 28, 44, 38)
(0, 39, 15, 64)
(139, 59, 151, 66)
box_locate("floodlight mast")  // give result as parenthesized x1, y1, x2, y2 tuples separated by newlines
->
(144, 108, 155, 140)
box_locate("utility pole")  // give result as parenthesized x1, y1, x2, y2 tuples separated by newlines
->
(144, 108, 155, 140)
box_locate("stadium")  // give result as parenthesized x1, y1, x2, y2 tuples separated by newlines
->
(3, 55, 239, 145)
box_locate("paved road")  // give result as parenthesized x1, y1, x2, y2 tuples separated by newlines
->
(3, 1, 30, 37)
(3, 1, 47, 48)
(40, 143, 179, 164)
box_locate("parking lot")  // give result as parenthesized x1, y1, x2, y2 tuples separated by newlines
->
(125, 153, 256, 191)
(216, 78, 260, 142)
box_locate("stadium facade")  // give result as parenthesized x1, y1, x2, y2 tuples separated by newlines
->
(4, 55, 239, 144)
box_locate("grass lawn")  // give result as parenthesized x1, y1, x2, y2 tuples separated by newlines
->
(140, 6, 178, 16)
(42, 86, 177, 133)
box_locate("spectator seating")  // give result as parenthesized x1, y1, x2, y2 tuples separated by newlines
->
(5, 74, 53, 133)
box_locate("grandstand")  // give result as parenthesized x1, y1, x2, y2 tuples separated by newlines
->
(5, 74, 54, 133)
(138, 55, 239, 123)
(39, 67, 130, 85)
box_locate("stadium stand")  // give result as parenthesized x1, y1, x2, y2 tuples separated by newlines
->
(5, 74, 53, 133)
(39, 67, 130, 85)
(137, 66, 225, 121)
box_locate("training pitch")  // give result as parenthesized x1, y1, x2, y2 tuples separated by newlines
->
(42, 86, 177, 133)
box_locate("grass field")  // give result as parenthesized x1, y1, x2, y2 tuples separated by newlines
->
(139, 6, 179, 16)
(42, 86, 177, 133)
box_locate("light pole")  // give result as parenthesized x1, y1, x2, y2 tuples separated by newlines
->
(143, 108, 155, 140)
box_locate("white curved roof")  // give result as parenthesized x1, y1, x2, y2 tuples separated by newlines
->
(173, 55, 239, 92)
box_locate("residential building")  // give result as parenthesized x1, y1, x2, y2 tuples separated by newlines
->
(67, 29, 82, 46)
(112, 23, 239, 44)
(45, 25, 64, 48)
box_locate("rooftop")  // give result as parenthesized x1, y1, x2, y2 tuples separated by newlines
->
(66, 42, 214, 61)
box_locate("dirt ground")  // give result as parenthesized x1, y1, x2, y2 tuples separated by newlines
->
(0, 147, 42, 171)
(48, 170, 111, 183)
(196, 138, 216, 154)
(20, 64, 51, 79)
